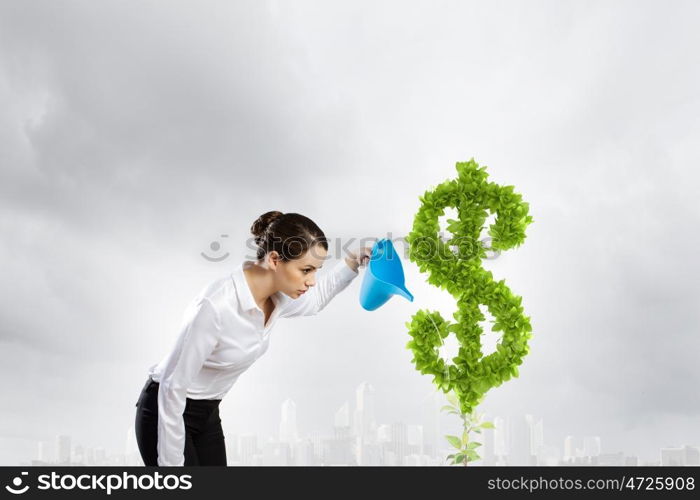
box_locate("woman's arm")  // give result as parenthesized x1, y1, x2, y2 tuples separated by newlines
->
(280, 259, 357, 318)
(156, 297, 222, 466)
(280, 247, 372, 318)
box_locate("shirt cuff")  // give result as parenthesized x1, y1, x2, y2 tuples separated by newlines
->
(334, 258, 359, 282)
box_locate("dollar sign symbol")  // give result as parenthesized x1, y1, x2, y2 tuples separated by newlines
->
(405, 159, 534, 414)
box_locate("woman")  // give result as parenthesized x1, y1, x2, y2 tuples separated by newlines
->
(134, 211, 372, 466)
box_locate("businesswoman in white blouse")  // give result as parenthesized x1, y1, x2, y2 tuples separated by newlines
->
(134, 211, 372, 466)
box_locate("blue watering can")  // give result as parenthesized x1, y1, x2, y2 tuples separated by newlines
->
(359, 238, 414, 311)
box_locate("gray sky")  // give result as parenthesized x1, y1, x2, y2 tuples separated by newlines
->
(1, 0, 699, 464)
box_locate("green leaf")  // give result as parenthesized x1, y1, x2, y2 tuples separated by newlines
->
(480, 421, 495, 429)
(467, 441, 482, 449)
(454, 453, 466, 464)
(440, 405, 457, 413)
(445, 391, 459, 407)
(445, 435, 462, 449)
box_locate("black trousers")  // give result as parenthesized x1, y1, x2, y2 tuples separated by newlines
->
(134, 377, 227, 466)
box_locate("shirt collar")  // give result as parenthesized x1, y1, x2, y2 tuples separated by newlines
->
(232, 260, 281, 313)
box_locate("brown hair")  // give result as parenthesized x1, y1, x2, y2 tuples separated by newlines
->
(250, 211, 329, 261)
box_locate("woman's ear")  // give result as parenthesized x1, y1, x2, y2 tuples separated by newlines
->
(267, 251, 281, 270)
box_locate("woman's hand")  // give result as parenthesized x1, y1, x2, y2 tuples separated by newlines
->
(344, 246, 373, 273)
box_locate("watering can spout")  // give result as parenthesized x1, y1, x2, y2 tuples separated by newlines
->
(395, 286, 414, 302)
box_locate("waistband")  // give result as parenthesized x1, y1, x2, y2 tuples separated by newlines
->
(143, 376, 222, 405)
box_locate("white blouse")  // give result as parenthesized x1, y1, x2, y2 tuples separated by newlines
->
(146, 258, 359, 466)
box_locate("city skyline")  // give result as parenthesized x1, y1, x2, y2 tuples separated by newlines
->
(19, 381, 700, 467)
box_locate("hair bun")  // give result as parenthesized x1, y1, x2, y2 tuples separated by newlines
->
(251, 211, 284, 244)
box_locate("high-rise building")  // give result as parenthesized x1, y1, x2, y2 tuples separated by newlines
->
(323, 436, 355, 465)
(353, 382, 379, 465)
(508, 415, 535, 465)
(420, 390, 442, 460)
(353, 382, 380, 465)
(526, 414, 544, 465)
(307, 429, 325, 460)
(355, 435, 382, 466)
(480, 412, 496, 465)
(563, 435, 600, 465)
(661, 445, 700, 466)
(36, 441, 50, 464)
(239, 434, 258, 465)
(407, 424, 423, 456)
(72, 444, 85, 465)
(384, 422, 409, 465)
(353, 382, 377, 442)
(535, 445, 561, 466)
(125, 426, 141, 465)
(597, 451, 625, 465)
(262, 439, 292, 465)
(377, 424, 391, 443)
(493, 416, 508, 464)
(225, 433, 239, 464)
(335, 400, 351, 428)
(279, 398, 299, 444)
(583, 436, 601, 458)
(563, 435, 576, 462)
(94, 447, 106, 465)
(328, 402, 356, 465)
(56, 435, 71, 465)
(293, 439, 315, 465)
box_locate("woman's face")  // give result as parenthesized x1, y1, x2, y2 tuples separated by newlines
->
(274, 244, 328, 298)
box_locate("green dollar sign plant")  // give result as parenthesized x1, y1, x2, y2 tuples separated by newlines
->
(405, 159, 534, 466)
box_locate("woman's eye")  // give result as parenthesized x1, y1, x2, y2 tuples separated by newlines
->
(303, 269, 310, 274)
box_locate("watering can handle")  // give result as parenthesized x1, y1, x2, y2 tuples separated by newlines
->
(372, 239, 385, 258)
